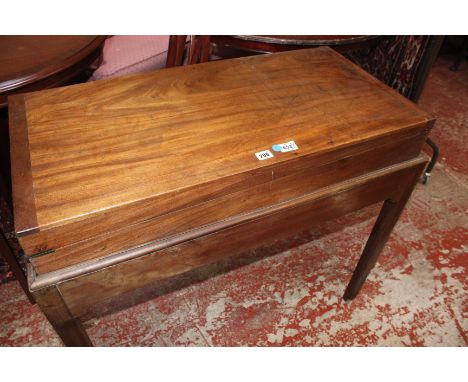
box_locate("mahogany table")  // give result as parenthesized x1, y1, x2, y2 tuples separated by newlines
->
(9, 47, 434, 346)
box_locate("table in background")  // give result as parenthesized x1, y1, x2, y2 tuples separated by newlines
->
(167, 35, 381, 66)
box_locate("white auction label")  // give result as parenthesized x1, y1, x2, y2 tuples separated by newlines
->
(272, 140, 298, 153)
(255, 150, 274, 161)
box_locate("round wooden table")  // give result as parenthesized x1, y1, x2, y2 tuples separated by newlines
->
(0, 35, 106, 108)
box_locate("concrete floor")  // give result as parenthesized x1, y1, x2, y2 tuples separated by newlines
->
(0, 54, 466, 346)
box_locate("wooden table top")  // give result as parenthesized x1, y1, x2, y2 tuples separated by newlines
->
(10, 47, 432, 237)
(0, 36, 105, 95)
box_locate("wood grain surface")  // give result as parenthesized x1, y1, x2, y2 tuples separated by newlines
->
(31, 131, 427, 274)
(8, 95, 38, 234)
(10, 47, 434, 270)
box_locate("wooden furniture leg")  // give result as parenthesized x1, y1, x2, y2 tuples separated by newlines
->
(188, 36, 211, 64)
(33, 285, 92, 346)
(1, 231, 34, 303)
(343, 164, 424, 300)
(166, 35, 212, 68)
(166, 35, 187, 67)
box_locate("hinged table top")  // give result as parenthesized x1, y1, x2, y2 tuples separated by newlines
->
(10, 47, 433, 237)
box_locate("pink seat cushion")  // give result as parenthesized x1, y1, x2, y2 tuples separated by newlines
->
(90, 35, 169, 81)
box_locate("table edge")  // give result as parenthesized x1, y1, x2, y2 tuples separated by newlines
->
(9, 94, 39, 236)
(0, 36, 107, 94)
(230, 35, 380, 46)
